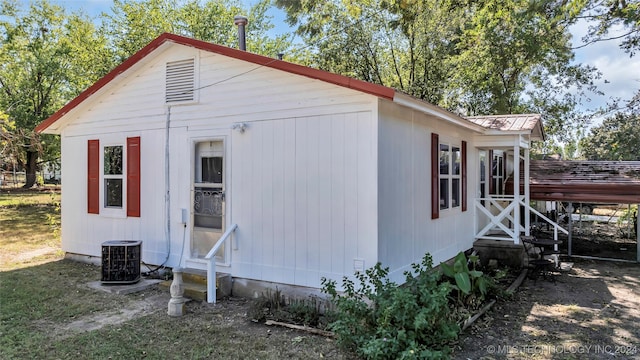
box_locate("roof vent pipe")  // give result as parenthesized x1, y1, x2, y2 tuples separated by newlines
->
(234, 15, 248, 51)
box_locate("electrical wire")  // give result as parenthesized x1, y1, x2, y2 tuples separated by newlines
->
(188, 6, 388, 94)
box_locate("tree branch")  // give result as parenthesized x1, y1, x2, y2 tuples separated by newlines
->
(572, 30, 638, 50)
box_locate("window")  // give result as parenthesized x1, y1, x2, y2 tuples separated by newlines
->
(439, 142, 461, 210)
(432, 133, 467, 219)
(480, 151, 486, 197)
(87, 137, 140, 217)
(104, 146, 123, 208)
(491, 151, 505, 195)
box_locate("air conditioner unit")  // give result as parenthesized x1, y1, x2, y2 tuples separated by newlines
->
(101, 240, 142, 284)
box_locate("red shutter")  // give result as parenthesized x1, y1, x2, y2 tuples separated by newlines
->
(88, 139, 100, 214)
(461, 141, 467, 212)
(431, 133, 439, 220)
(127, 136, 141, 217)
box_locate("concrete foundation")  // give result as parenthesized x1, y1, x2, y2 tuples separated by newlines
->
(231, 278, 328, 302)
(474, 239, 525, 268)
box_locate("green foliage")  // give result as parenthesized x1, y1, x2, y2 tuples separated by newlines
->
(102, 0, 294, 61)
(321, 253, 458, 359)
(440, 252, 493, 309)
(0, 0, 110, 186)
(46, 190, 61, 240)
(617, 205, 638, 239)
(276, 0, 600, 145)
(579, 112, 640, 160)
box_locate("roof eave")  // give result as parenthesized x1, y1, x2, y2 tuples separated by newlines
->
(392, 93, 485, 132)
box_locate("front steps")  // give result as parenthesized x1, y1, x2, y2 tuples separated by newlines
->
(161, 268, 232, 302)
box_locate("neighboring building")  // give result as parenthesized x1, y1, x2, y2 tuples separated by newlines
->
(36, 33, 544, 300)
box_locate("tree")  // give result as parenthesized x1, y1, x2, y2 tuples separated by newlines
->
(579, 112, 640, 160)
(102, 0, 294, 62)
(0, 0, 112, 187)
(276, 0, 600, 144)
(575, 0, 640, 113)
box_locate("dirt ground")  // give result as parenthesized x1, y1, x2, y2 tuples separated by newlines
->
(6, 198, 639, 359)
(453, 259, 640, 359)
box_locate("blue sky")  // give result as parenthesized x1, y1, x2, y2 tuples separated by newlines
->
(44, 1, 640, 118)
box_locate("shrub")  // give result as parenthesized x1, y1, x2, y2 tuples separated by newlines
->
(321, 254, 458, 359)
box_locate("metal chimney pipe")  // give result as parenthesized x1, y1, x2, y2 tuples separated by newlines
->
(234, 15, 248, 51)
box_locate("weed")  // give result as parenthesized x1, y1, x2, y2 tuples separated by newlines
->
(322, 254, 458, 359)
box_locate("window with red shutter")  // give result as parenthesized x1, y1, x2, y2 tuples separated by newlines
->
(88, 139, 100, 214)
(431, 133, 439, 219)
(462, 141, 467, 212)
(127, 137, 141, 217)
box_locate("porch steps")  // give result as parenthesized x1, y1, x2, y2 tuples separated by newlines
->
(160, 269, 232, 302)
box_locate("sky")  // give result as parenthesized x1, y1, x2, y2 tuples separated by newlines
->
(40, 0, 640, 119)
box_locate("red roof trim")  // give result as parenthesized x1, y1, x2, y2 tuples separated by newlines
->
(36, 33, 396, 133)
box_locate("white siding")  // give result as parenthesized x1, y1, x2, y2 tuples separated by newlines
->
(377, 99, 479, 283)
(230, 113, 378, 288)
(60, 129, 168, 265)
(58, 43, 379, 288)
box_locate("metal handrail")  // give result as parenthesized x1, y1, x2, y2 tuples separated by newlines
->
(204, 223, 237, 303)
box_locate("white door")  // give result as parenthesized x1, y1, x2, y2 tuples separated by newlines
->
(191, 139, 227, 262)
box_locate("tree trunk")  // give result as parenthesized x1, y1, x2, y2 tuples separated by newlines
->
(23, 150, 38, 188)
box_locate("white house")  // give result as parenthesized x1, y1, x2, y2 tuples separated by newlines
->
(36, 33, 545, 300)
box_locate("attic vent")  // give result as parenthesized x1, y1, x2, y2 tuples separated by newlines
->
(166, 59, 195, 103)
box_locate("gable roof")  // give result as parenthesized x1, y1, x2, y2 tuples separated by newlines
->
(35, 33, 542, 136)
(466, 114, 545, 140)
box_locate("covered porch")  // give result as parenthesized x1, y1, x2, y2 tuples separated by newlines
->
(467, 115, 565, 248)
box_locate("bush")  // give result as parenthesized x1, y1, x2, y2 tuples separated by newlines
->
(321, 254, 458, 359)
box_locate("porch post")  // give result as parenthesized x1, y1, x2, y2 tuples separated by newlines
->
(524, 147, 530, 236)
(636, 204, 640, 262)
(513, 143, 520, 244)
(568, 202, 573, 256)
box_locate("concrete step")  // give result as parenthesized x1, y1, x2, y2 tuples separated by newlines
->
(160, 270, 232, 301)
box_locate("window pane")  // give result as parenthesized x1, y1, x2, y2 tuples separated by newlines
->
(480, 152, 486, 182)
(439, 144, 449, 175)
(104, 146, 123, 175)
(452, 147, 460, 175)
(452, 179, 460, 207)
(440, 178, 449, 210)
(105, 179, 123, 207)
(202, 157, 223, 183)
(194, 187, 223, 229)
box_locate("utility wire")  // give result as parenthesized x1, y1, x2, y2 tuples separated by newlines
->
(190, 6, 388, 94)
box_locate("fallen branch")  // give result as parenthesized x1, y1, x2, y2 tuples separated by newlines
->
(264, 320, 335, 338)
(461, 268, 528, 331)
(506, 268, 528, 294)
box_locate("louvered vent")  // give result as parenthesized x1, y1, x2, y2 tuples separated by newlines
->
(166, 59, 195, 103)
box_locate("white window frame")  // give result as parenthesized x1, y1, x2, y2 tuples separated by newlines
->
(491, 151, 505, 196)
(100, 139, 127, 218)
(439, 139, 462, 211)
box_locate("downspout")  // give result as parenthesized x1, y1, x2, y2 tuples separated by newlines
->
(165, 106, 172, 264)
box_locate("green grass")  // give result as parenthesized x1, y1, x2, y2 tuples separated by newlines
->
(0, 191, 351, 360)
(0, 189, 61, 270)
(0, 261, 349, 360)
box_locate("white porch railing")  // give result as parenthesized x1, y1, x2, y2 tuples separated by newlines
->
(474, 196, 520, 241)
(205, 223, 237, 303)
(518, 199, 568, 251)
(475, 196, 568, 248)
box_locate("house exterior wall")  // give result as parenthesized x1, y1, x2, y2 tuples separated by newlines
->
(377, 99, 478, 283)
(58, 44, 380, 289)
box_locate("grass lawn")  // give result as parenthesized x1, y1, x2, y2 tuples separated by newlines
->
(0, 188, 62, 270)
(0, 189, 351, 360)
